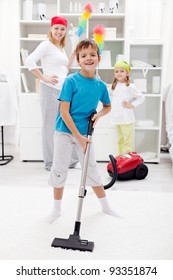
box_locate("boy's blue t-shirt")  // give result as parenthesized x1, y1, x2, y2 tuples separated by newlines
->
(56, 72, 110, 135)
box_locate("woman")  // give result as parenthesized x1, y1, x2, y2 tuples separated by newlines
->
(25, 16, 78, 170)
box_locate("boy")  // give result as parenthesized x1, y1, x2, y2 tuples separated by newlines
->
(47, 39, 119, 223)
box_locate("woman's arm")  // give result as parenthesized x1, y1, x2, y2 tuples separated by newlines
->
(30, 69, 58, 85)
(131, 84, 145, 107)
(25, 41, 58, 85)
(67, 51, 76, 71)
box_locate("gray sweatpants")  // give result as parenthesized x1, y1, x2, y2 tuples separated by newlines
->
(39, 83, 78, 169)
(49, 132, 103, 187)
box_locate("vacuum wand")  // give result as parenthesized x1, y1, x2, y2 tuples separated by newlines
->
(51, 112, 96, 252)
(75, 113, 95, 225)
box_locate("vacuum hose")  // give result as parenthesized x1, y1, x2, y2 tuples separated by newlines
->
(104, 155, 117, 190)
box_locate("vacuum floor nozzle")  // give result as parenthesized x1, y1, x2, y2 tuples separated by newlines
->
(51, 234, 94, 252)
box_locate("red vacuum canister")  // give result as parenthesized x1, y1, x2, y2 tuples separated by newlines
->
(107, 152, 148, 180)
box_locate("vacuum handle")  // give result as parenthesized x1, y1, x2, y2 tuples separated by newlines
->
(87, 112, 96, 136)
(78, 112, 96, 198)
(75, 112, 96, 225)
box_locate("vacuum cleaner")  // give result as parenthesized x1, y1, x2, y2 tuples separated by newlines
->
(51, 112, 116, 252)
(106, 152, 148, 186)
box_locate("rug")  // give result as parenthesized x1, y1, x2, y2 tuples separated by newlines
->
(0, 186, 173, 260)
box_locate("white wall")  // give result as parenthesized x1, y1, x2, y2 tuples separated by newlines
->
(0, 0, 172, 144)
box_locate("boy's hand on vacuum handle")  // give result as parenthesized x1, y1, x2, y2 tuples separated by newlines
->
(77, 134, 91, 154)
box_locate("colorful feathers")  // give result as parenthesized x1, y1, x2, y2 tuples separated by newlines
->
(77, 2, 93, 37)
(93, 24, 105, 55)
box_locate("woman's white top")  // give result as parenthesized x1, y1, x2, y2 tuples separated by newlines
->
(110, 82, 145, 125)
(25, 40, 69, 90)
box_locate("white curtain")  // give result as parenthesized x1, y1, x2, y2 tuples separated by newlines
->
(126, 0, 173, 88)
(0, 0, 19, 144)
(160, 0, 173, 87)
(0, 0, 19, 80)
(126, 0, 163, 39)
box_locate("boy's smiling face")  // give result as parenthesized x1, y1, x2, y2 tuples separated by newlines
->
(78, 45, 100, 73)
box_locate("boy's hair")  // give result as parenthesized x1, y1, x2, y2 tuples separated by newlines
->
(75, 39, 100, 62)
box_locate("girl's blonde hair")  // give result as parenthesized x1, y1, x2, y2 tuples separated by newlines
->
(111, 74, 131, 90)
(48, 30, 66, 48)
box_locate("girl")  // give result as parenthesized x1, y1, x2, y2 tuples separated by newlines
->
(110, 61, 145, 155)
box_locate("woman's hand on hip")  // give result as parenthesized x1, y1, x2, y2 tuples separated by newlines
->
(43, 75, 59, 85)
